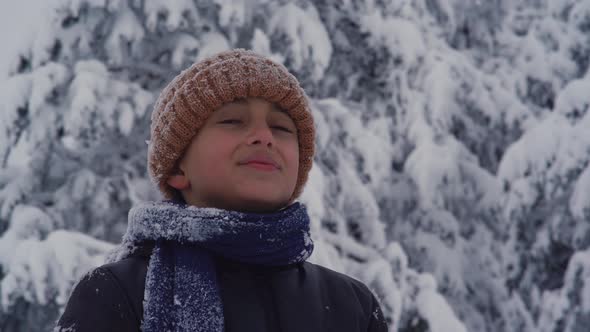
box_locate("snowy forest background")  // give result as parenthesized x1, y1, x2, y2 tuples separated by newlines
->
(1, 0, 590, 331)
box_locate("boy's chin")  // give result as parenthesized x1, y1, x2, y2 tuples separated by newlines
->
(229, 192, 291, 213)
(181, 187, 292, 212)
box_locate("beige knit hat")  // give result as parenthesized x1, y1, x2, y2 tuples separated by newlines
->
(147, 48, 315, 205)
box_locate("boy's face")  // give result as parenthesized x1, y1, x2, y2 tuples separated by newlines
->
(167, 97, 299, 213)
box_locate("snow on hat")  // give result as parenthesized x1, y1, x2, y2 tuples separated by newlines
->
(147, 48, 315, 204)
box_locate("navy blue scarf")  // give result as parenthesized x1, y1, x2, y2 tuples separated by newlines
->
(114, 200, 314, 332)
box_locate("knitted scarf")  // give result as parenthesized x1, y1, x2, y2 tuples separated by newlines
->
(112, 200, 314, 332)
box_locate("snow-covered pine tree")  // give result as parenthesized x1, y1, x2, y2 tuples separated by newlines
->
(497, 1, 590, 331)
(1, 0, 589, 331)
(0, 1, 456, 331)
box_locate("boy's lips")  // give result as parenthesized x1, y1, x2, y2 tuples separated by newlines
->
(241, 162, 279, 171)
(238, 153, 281, 170)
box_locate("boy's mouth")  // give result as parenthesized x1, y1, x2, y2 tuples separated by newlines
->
(238, 152, 281, 170)
(241, 162, 279, 171)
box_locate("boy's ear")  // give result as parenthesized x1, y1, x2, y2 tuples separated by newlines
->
(167, 174, 190, 190)
(166, 165, 190, 190)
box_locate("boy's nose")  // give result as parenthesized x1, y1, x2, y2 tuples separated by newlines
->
(246, 125, 274, 147)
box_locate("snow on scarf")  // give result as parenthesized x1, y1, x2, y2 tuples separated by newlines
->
(110, 200, 314, 332)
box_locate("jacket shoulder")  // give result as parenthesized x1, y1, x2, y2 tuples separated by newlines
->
(101, 254, 150, 318)
(302, 262, 389, 331)
(304, 262, 373, 301)
(55, 263, 142, 332)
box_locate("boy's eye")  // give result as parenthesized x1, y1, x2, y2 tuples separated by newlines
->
(219, 119, 293, 133)
(219, 119, 242, 124)
(272, 126, 293, 133)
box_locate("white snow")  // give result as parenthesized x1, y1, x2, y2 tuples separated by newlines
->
(267, 2, 333, 80)
(2, 1, 590, 331)
(0, 208, 113, 309)
(105, 4, 145, 65)
(195, 32, 232, 62)
(143, 0, 199, 32)
(0, 1, 50, 79)
(250, 29, 285, 64)
(415, 274, 467, 332)
(570, 164, 590, 220)
(171, 33, 201, 68)
(359, 10, 426, 66)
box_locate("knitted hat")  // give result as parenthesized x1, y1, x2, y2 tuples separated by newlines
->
(147, 48, 315, 205)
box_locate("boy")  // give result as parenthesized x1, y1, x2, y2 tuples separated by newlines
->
(56, 49, 388, 332)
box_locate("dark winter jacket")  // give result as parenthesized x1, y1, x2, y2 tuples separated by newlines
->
(56, 244, 389, 332)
